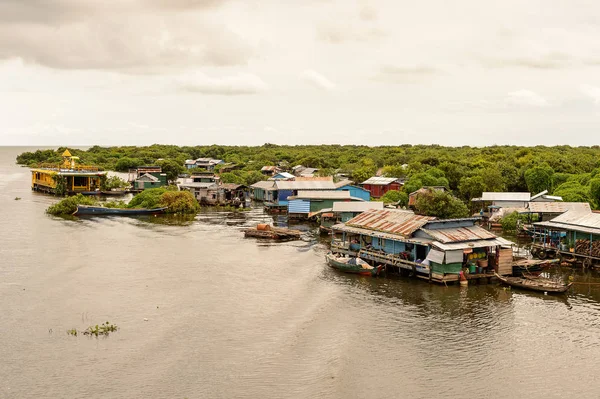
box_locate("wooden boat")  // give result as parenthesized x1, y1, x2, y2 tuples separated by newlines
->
(495, 273, 571, 294)
(100, 190, 129, 196)
(73, 205, 168, 216)
(326, 253, 383, 276)
(512, 258, 558, 276)
(244, 224, 302, 240)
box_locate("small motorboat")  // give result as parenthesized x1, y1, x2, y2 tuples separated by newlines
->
(495, 273, 571, 294)
(244, 224, 302, 240)
(73, 205, 168, 216)
(326, 253, 383, 276)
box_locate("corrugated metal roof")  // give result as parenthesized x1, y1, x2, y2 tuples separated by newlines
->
(332, 201, 384, 213)
(331, 223, 433, 245)
(293, 190, 350, 200)
(526, 202, 591, 214)
(261, 166, 278, 172)
(361, 177, 400, 185)
(273, 172, 294, 179)
(345, 209, 436, 238)
(432, 237, 514, 251)
(276, 180, 336, 190)
(179, 182, 218, 188)
(530, 190, 548, 200)
(420, 225, 497, 244)
(481, 192, 531, 201)
(221, 183, 245, 190)
(250, 180, 276, 190)
(534, 210, 600, 235)
(334, 179, 354, 188)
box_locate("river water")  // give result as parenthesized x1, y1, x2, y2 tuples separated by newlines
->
(2, 146, 600, 399)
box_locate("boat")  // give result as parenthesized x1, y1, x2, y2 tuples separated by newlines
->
(244, 224, 302, 240)
(495, 273, 571, 294)
(326, 253, 383, 276)
(512, 258, 558, 276)
(73, 205, 168, 216)
(100, 190, 130, 196)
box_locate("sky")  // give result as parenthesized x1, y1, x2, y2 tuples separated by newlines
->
(1, 0, 600, 147)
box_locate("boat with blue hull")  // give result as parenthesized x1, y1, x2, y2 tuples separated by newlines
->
(73, 205, 168, 216)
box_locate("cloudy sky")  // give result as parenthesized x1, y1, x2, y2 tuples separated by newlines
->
(1, 0, 600, 146)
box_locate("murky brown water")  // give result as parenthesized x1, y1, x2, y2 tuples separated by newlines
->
(2, 147, 600, 398)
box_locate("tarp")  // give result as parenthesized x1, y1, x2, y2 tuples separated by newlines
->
(426, 249, 445, 264)
(445, 250, 464, 264)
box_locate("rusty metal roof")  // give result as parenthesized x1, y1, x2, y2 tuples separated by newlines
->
(420, 225, 497, 244)
(331, 223, 433, 245)
(345, 209, 436, 238)
(526, 202, 591, 214)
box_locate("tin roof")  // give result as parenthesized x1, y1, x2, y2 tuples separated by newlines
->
(346, 209, 436, 238)
(431, 237, 514, 251)
(293, 190, 351, 200)
(261, 166, 278, 172)
(534, 210, 600, 235)
(179, 182, 218, 189)
(221, 183, 246, 190)
(276, 180, 336, 190)
(331, 223, 433, 245)
(481, 192, 531, 201)
(273, 172, 294, 179)
(332, 201, 384, 213)
(361, 177, 400, 185)
(420, 225, 497, 244)
(250, 180, 276, 190)
(334, 179, 354, 188)
(526, 202, 591, 214)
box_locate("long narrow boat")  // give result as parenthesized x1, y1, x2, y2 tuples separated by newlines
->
(73, 205, 168, 216)
(495, 273, 571, 294)
(326, 253, 383, 276)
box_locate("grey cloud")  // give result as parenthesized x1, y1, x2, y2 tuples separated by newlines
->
(0, 0, 247, 71)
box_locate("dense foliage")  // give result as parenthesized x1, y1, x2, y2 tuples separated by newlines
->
(378, 190, 408, 206)
(20, 144, 600, 212)
(47, 188, 199, 215)
(46, 194, 96, 215)
(500, 211, 533, 232)
(100, 176, 130, 191)
(413, 189, 470, 219)
(127, 187, 200, 214)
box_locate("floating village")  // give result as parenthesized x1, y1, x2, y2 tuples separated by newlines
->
(31, 150, 600, 294)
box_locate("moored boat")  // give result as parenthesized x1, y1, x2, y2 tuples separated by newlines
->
(495, 273, 571, 294)
(244, 224, 302, 240)
(73, 205, 168, 216)
(326, 253, 383, 276)
(512, 258, 558, 276)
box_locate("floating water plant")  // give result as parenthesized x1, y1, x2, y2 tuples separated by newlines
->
(66, 322, 118, 337)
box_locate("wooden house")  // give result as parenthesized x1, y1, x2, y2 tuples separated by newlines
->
(31, 149, 106, 195)
(179, 173, 223, 205)
(133, 172, 167, 190)
(330, 209, 513, 284)
(360, 177, 402, 198)
(250, 180, 277, 202)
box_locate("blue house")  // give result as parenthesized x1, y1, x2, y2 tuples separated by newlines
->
(335, 180, 371, 201)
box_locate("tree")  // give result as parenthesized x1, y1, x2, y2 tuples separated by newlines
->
(589, 178, 600, 208)
(458, 176, 486, 201)
(379, 190, 408, 206)
(115, 157, 143, 172)
(381, 165, 406, 178)
(352, 166, 377, 185)
(156, 159, 184, 182)
(553, 181, 591, 203)
(413, 189, 469, 219)
(524, 164, 554, 194)
(479, 167, 506, 192)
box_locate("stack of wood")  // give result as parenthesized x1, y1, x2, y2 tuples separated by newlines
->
(575, 239, 600, 257)
(244, 224, 303, 240)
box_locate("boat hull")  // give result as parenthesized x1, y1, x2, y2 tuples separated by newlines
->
(326, 253, 381, 276)
(495, 273, 571, 294)
(74, 205, 168, 216)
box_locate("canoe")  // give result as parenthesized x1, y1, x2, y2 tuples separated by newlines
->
(495, 273, 571, 294)
(74, 205, 168, 216)
(326, 253, 383, 276)
(100, 191, 130, 196)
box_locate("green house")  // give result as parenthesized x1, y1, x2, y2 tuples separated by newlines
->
(134, 172, 167, 190)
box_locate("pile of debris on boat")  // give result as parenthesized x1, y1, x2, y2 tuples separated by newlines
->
(244, 224, 302, 240)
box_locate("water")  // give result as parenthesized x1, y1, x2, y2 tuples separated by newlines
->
(2, 147, 600, 398)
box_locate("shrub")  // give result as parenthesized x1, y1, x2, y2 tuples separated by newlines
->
(46, 194, 96, 215)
